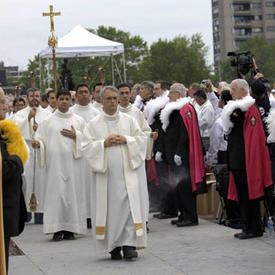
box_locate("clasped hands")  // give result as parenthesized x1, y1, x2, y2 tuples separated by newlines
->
(104, 135, 127, 147)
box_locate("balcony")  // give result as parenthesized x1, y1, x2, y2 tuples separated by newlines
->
(232, 3, 251, 14)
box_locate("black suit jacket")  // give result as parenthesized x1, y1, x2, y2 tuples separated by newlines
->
(2, 142, 27, 237)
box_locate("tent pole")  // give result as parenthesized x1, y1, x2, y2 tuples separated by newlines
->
(122, 52, 127, 82)
(39, 56, 42, 90)
(111, 54, 115, 86)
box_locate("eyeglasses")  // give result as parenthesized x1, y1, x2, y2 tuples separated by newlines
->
(105, 96, 118, 101)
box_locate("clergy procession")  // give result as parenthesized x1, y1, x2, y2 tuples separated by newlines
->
(1, 75, 275, 273)
(1, 3, 275, 275)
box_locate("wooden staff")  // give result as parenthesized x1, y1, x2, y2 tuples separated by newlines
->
(0, 147, 7, 275)
(28, 113, 39, 212)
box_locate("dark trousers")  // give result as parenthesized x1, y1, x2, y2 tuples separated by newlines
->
(172, 165, 198, 223)
(5, 236, 10, 273)
(232, 170, 262, 235)
(154, 161, 170, 211)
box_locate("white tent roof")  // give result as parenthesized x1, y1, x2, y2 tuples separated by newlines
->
(39, 24, 124, 58)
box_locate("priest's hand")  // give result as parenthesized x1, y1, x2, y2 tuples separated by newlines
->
(33, 121, 38, 132)
(115, 135, 127, 145)
(31, 140, 40, 148)
(104, 135, 118, 147)
(28, 107, 37, 121)
(60, 126, 76, 141)
(150, 131, 158, 140)
(104, 135, 127, 147)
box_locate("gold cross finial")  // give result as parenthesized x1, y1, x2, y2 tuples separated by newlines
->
(42, 5, 61, 33)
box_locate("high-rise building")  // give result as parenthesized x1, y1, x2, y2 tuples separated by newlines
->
(212, 0, 275, 73)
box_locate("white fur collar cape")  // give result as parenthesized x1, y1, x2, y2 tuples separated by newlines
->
(266, 108, 275, 140)
(221, 95, 255, 133)
(133, 94, 143, 110)
(160, 97, 190, 132)
(144, 91, 169, 126)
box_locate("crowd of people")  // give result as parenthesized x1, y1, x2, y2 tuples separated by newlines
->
(1, 74, 275, 266)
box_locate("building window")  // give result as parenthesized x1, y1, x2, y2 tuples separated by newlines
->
(232, 3, 250, 11)
(266, 14, 275, 20)
(233, 40, 245, 47)
(266, 26, 275, 32)
(252, 27, 262, 33)
(214, 32, 220, 42)
(251, 2, 262, 9)
(234, 16, 252, 24)
(253, 15, 262, 21)
(214, 19, 219, 26)
(213, 7, 219, 14)
(234, 28, 252, 36)
(266, 1, 275, 7)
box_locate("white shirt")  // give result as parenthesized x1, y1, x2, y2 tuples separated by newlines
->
(195, 100, 215, 137)
(206, 116, 227, 166)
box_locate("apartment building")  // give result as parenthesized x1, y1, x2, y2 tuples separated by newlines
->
(212, 0, 275, 72)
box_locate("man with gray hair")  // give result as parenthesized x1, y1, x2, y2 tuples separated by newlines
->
(83, 86, 147, 260)
(221, 79, 273, 239)
(133, 81, 154, 111)
(156, 83, 205, 226)
(11, 88, 52, 224)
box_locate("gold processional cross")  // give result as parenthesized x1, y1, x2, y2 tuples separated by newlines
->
(42, 5, 61, 94)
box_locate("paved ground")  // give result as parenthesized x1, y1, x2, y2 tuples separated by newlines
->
(9, 216, 275, 275)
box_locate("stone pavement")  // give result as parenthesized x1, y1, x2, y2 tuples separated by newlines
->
(9, 216, 275, 275)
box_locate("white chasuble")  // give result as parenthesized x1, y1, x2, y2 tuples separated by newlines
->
(83, 111, 147, 252)
(119, 104, 152, 222)
(11, 106, 52, 212)
(71, 103, 100, 218)
(35, 110, 87, 234)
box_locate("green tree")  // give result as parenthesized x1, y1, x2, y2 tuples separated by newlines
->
(149, 34, 211, 85)
(19, 54, 42, 89)
(220, 35, 275, 82)
(239, 35, 275, 81)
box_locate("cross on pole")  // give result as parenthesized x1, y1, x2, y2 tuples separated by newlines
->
(42, 5, 61, 94)
(42, 5, 61, 33)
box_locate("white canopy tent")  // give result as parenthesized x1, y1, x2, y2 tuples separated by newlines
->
(39, 24, 126, 85)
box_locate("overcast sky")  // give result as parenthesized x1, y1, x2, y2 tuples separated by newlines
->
(0, 0, 213, 69)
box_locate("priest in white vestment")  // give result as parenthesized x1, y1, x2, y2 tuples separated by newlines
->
(11, 88, 52, 217)
(83, 86, 147, 260)
(118, 83, 156, 224)
(45, 89, 56, 113)
(32, 90, 87, 241)
(91, 82, 103, 112)
(71, 83, 99, 227)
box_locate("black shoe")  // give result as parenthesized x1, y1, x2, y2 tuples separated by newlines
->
(87, 218, 92, 229)
(153, 213, 161, 218)
(123, 246, 138, 260)
(52, 231, 63, 242)
(157, 213, 178, 219)
(146, 222, 150, 233)
(171, 219, 180, 225)
(176, 220, 198, 227)
(110, 247, 122, 260)
(238, 232, 263, 240)
(149, 207, 160, 213)
(62, 231, 75, 240)
(234, 232, 244, 239)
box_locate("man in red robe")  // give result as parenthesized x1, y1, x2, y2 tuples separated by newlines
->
(221, 79, 273, 239)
